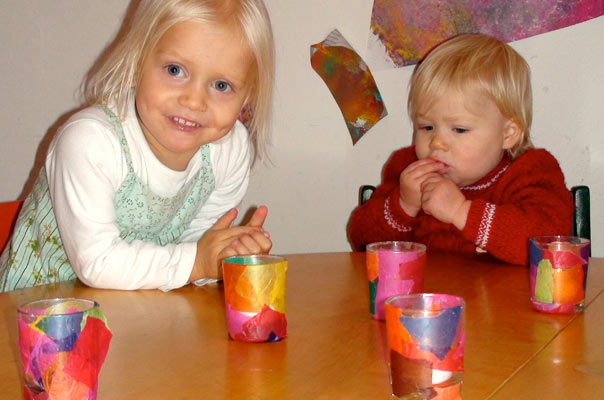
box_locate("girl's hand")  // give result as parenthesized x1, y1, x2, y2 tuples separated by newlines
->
(189, 208, 269, 282)
(226, 206, 272, 256)
(420, 176, 470, 230)
(399, 159, 444, 217)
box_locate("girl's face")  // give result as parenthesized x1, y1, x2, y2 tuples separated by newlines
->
(135, 21, 254, 170)
(413, 87, 520, 187)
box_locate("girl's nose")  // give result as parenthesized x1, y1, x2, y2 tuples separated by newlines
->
(429, 132, 448, 151)
(179, 86, 208, 112)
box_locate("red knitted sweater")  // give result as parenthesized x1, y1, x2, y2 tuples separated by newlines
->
(347, 146, 574, 265)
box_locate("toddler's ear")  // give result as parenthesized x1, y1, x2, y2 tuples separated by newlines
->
(502, 119, 521, 150)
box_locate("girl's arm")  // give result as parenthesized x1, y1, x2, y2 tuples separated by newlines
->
(179, 121, 251, 242)
(46, 111, 196, 290)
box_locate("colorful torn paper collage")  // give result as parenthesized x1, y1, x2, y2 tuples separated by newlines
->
(311, 29, 388, 144)
(529, 239, 589, 314)
(385, 294, 465, 399)
(17, 299, 112, 399)
(223, 256, 287, 342)
(367, 249, 426, 320)
(367, 0, 604, 69)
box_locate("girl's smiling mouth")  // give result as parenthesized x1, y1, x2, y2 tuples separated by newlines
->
(169, 116, 201, 131)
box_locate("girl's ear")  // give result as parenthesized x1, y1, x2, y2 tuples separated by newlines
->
(502, 119, 521, 150)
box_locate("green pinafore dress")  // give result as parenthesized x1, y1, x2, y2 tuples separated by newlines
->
(0, 106, 215, 292)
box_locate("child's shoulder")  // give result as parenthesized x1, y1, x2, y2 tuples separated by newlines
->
(211, 120, 250, 148)
(51, 105, 122, 156)
(512, 148, 562, 170)
(209, 120, 251, 160)
(58, 105, 116, 137)
(502, 148, 567, 188)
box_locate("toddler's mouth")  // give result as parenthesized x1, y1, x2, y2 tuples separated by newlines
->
(429, 158, 450, 173)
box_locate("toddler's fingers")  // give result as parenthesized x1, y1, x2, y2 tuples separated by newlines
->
(420, 174, 442, 191)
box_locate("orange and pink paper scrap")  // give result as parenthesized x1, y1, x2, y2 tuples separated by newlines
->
(17, 300, 112, 400)
(368, 0, 604, 68)
(223, 256, 287, 342)
(311, 29, 387, 144)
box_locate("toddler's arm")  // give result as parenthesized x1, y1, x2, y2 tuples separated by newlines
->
(348, 146, 420, 250)
(420, 175, 471, 230)
(459, 150, 573, 265)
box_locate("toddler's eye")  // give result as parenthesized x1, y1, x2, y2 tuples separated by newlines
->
(212, 80, 232, 92)
(419, 125, 433, 131)
(165, 64, 184, 77)
(454, 127, 468, 134)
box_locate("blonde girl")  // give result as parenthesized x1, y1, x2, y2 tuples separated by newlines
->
(1, 0, 275, 291)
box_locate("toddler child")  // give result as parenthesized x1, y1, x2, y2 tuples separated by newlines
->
(0, 0, 275, 291)
(348, 33, 573, 265)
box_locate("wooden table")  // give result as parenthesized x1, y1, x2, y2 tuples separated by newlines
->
(0, 252, 603, 399)
(489, 279, 604, 400)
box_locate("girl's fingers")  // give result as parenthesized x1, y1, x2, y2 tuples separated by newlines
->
(235, 231, 272, 255)
(211, 208, 238, 231)
(218, 245, 238, 261)
(245, 206, 268, 228)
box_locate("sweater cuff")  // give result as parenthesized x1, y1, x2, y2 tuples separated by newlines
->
(383, 188, 414, 233)
(463, 199, 496, 249)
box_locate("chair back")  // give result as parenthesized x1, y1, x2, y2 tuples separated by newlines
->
(359, 185, 376, 206)
(570, 185, 590, 241)
(0, 200, 23, 253)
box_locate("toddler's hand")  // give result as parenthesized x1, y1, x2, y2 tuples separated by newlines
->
(399, 159, 444, 217)
(420, 176, 470, 230)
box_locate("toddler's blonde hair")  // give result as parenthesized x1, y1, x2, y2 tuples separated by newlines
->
(408, 33, 533, 159)
(84, 0, 275, 160)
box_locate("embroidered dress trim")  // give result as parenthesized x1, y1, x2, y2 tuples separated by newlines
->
(476, 202, 496, 249)
(461, 164, 510, 191)
(384, 197, 412, 233)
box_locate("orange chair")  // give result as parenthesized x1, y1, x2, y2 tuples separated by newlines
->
(0, 200, 23, 253)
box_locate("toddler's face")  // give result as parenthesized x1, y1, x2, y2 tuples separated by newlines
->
(135, 21, 254, 170)
(413, 87, 519, 187)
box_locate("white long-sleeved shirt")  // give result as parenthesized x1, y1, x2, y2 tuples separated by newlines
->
(45, 101, 251, 291)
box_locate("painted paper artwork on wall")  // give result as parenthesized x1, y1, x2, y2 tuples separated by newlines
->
(367, 0, 604, 69)
(311, 29, 388, 144)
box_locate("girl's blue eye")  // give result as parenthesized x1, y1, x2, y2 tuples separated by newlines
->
(213, 80, 231, 92)
(165, 64, 184, 77)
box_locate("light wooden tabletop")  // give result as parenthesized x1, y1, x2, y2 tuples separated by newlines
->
(0, 252, 602, 399)
(489, 281, 604, 400)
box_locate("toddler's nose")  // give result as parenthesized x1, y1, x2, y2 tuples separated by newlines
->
(429, 133, 448, 151)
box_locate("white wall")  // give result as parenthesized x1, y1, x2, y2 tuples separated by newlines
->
(1, 1, 603, 256)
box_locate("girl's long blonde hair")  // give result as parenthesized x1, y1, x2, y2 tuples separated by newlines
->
(408, 33, 533, 159)
(84, 0, 274, 161)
